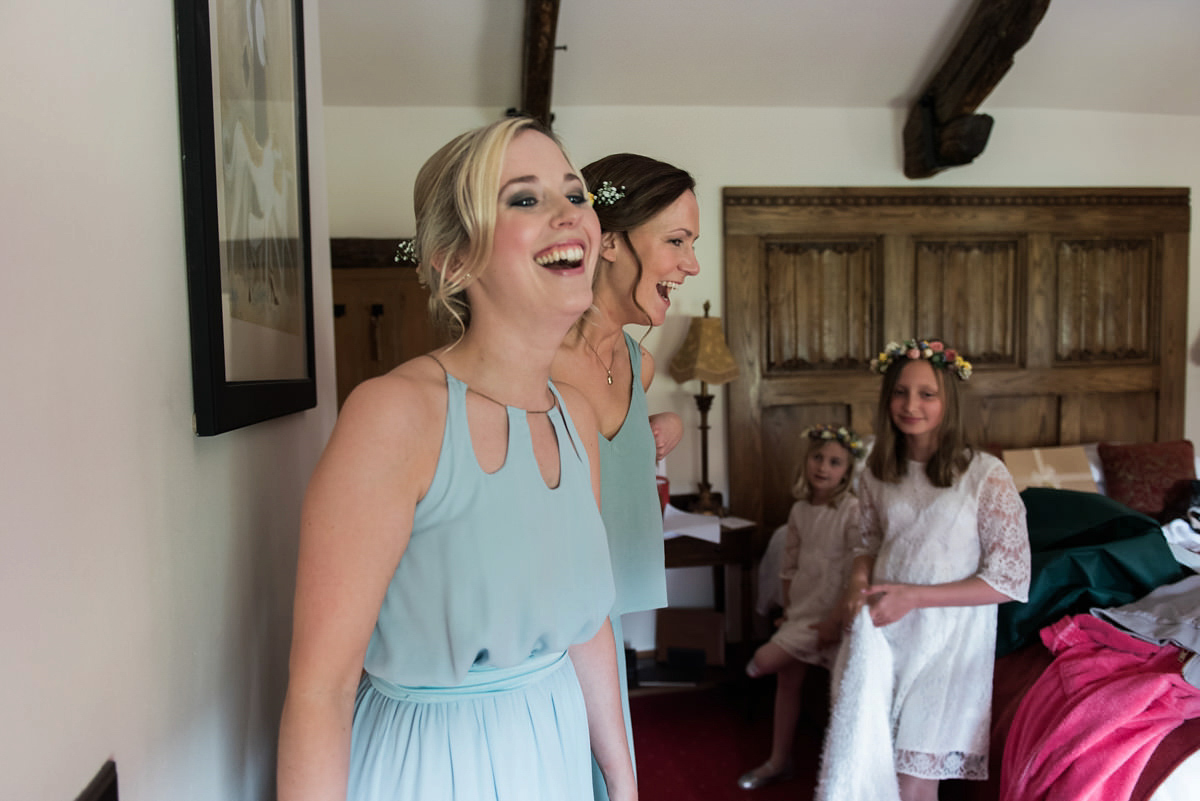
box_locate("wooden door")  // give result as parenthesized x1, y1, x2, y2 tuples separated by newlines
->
(330, 239, 445, 407)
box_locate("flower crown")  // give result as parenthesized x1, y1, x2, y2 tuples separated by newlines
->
(589, 181, 626, 208)
(394, 238, 418, 266)
(870, 339, 972, 380)
(803, 424, 866, 459)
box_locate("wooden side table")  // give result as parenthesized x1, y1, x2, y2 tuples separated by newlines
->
(663, 516, 757, 666)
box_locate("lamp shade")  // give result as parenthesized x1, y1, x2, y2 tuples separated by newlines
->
(669, 313, 739, 386)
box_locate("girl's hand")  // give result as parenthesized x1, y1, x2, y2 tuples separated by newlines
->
(862, 582, 919, 626)
(649, 412, 684, 461)
(810, 615, 841, 646)
(841, 585, 866, 628)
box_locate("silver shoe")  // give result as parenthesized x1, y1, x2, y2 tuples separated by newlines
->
(736, 761, 795, 790)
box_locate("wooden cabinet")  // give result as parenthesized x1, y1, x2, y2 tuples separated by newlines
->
(330, 238, 445, 408)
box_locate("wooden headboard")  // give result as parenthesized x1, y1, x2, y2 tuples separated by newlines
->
(722, 187, 1190, 533)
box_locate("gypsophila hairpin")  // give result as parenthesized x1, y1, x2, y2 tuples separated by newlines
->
(394, 238, 418, 266)
(803, 424, 866, 459)
(590, 181, 626, 208)
(870, 339, 972, 380)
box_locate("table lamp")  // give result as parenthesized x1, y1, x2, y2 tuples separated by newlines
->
(669, 300, 740, 515)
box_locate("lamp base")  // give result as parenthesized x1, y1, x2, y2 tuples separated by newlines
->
(691, 482, 724, 516)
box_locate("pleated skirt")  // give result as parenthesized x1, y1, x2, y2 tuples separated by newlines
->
(348, 651, 592, 801)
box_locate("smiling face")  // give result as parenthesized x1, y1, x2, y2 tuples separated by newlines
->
(478, 129, 601, 325)
(602, 189, 700, 326)
(805, 441, 853, 504)
(888, 359, 946, 458)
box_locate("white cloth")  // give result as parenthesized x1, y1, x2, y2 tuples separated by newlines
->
(816, 607, 900, 801)
(771, 495, 861, 668)
(856, 452, 1031, 780)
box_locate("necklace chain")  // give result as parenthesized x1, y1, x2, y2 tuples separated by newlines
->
(581, 332, 616, 386)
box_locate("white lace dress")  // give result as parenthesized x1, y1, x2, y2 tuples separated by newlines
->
(858, 452, 1030, 780)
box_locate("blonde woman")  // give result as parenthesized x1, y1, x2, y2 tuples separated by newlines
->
(278, 118, 636, 801)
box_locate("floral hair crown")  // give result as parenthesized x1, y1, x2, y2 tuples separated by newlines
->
(870, 339, 972, 380)
(803, 424, 866, 459)
(589, 181, 626, 208)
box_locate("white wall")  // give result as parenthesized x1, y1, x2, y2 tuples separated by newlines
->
(0, 2, 334, 799)
(323, 104, 1200, 649)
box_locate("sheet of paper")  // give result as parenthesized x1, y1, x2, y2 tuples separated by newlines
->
(662, 504, 722, 544)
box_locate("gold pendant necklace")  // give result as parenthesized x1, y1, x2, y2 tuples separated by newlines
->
(581, 332, 616, 385)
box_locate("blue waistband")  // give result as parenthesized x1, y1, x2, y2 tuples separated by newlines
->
(366, 650, 570, 702)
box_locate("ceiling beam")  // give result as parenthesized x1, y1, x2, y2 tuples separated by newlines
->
(903, 0, 1052, 179)
(519, 0, 561, 128)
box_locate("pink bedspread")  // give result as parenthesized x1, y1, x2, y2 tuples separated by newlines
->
(999, 614, 1200, 801)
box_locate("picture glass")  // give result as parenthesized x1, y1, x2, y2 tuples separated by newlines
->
(210, 0, 309, 381)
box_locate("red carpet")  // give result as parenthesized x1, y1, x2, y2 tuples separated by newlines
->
(630, 679, 825, 800)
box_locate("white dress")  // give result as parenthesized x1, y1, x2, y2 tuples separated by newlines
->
(772, 495, 861, 668)
(858, 452, 1030, 780)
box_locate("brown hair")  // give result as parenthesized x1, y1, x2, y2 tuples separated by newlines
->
(580, 153, 695, 326)
(792, 431, 858, 507)
(867, 354, 973, 487)
(413, 116, 576, 338)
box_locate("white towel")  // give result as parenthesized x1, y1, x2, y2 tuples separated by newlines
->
(816, 607, 900, 801)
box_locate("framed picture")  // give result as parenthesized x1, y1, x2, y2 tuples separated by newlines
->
(174, 0, 316, 435)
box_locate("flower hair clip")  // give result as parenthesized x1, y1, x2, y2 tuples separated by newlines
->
(870, 339, 972, 380)
(589, 181, 626, 208)
(394, 238, 418, 266)
(803, 424, 866, 459)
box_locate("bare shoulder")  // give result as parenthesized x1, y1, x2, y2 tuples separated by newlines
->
(639, 344, 656, 390)
(318, 355, 447, 491)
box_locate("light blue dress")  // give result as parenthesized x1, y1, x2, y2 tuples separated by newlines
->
(348, 371, 616, 801)
(591, 332, 669, 799)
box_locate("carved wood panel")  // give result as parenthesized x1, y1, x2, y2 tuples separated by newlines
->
(724, 187, 1190, 534)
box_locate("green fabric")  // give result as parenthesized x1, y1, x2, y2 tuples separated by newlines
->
(995, 488, 1189, 656)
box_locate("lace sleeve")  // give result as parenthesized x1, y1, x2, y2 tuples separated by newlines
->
(854, 480, 883, 558)
(977, 464, 1031, 602)
(780, 507, 801, 582)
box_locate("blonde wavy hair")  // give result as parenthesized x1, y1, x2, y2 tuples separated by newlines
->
(412, 116, 579, 339)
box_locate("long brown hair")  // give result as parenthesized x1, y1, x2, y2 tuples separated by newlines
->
(580, 153, 695, 326)
(867, 356, 973, 487)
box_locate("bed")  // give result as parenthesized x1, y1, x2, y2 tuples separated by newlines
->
(721, 187, 1197, 799)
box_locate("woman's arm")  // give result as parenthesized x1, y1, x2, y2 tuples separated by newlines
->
(559, 384, 637, 801)
(278, 371, 437, 801)
(569, 621, 637, 800)
(641, 348, 683, 461)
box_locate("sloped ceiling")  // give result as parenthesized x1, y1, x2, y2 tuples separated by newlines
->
(319, 0, 1200, 116)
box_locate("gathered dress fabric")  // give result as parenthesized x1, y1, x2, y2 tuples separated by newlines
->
(591, 332, 668, 799)
(347, 372, 616, 801)
(772, 495, 861, 668)
(857, 452, 1031, 781)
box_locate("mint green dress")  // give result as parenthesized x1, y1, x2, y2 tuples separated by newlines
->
(591, 332, 669, 799)
(347, 371, 615, 801)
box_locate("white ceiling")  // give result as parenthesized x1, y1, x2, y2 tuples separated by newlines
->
(318, 0, 1200, 116)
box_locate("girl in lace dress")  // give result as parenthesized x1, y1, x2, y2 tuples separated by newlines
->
(737, 424, 865, 791)
(842, 340, 1031, 801)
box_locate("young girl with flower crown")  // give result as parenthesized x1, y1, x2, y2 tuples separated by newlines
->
(737, 424, 865, 791)
(826, 339, 1031, 801)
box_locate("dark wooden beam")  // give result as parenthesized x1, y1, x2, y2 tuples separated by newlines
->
(519, 0, 561, 128)
(903, 0, 1052, 179)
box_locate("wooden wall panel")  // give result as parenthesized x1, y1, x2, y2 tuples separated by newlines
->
(915, 239, 1019, 366)
(1056, 238, 1155, 362)
(1077, 391, 1159, 444)
(765, 240, 876, 371)
(723, 187, 1189, 534)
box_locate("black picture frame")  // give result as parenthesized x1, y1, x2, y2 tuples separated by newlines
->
(174, 0, 316, 435)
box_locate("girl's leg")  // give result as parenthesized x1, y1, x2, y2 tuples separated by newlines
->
(745, 640, 795, 678)
(897, 774, 938, 801)
(766, 660, 806, 768)
(737, 657, 806, 789)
